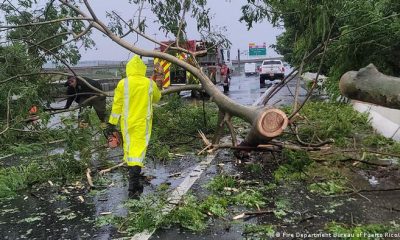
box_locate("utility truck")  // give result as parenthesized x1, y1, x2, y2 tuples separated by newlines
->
(153, 40, 232, 92)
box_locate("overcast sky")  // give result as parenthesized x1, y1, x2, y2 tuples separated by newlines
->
(78, 0, 283, 61)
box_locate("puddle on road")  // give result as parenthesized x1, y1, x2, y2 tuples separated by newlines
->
(0, 153, 201, 239)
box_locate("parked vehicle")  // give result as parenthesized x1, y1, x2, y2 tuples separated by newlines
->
(244, 63, 257, 76)
(259, 60, 285, 87)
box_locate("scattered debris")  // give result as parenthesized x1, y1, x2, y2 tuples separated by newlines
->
(100, 212, 112, 215)
(233, 210, 274, 220)
(99, 162, 125, 175)
(78, 196, 85, 203)
(368, 176, 379, 186)
(168, 172, 182, 178)
(223, 187, 239, 192)
(86, 168, 94, 188)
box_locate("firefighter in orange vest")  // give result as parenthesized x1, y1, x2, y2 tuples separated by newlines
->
(106, 55, 161, 198)
(152, 62, 164, 89)
(220, 63, 230, 93)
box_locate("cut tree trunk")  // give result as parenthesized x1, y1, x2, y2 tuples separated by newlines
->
(243, 108, 289, 146)
(162, 87, 289, 147)
(340, 64, 400, 109)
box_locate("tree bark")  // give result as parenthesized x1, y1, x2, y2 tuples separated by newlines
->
(340, 64, 400, 109)
(161, 84, 203, 95)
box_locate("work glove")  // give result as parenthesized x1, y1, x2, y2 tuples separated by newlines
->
(103, 123, 117, 138)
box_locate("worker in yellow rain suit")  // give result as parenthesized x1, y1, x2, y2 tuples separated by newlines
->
(107, 55, 161, 198)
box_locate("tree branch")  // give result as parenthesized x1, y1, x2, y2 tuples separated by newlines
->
(47, 95, 99, 116)
(134, 0, 145, 44)
(23, 39, 110, 97)
(161, 84, 202, 95)
(262, 43, 323, 105)
(292, 52, 307, 112)
(224, 113, 237, 146)
(111, 10, 164, 46)
(212, 110, 225, 144)
(176, 0, 188, 48)
(288, 25, 334, 119)
(110, 10, 201, 57)
(0, 17, 93, 30)
(35, 31, 71, 46)
(0, 90, 12, 135)
(262, 67, 299, 105)
(331, 13, 400, 42)
(6, 22, 92, 75)
(291, 124, 334, 147)
(0, 71, 70, 84)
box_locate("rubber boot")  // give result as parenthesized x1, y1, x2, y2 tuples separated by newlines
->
(128, 166, 143, 199)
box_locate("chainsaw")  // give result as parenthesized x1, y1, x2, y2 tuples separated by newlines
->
(107, 131, 122, 148)
(104, 124, 122, 148)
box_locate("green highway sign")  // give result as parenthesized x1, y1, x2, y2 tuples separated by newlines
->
(249, 48, 266, 56)
(249, 43, 267, 56)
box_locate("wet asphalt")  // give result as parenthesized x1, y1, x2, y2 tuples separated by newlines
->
(222, 71, 306, 107)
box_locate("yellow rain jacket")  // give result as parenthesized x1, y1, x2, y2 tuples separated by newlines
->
(109, 56, 161, 167)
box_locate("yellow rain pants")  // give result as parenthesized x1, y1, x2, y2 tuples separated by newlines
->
(109, 55, 161, 167)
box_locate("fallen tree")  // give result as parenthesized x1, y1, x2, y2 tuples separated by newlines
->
(340, 64, 400, 109)
(0, 0, 291, 148)
(74, 0, 289, 147)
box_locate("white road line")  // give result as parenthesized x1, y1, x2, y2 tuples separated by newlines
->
(130, 153, 216, 240)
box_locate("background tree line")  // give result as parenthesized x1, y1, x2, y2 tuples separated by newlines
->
(241, 0, 400, 94)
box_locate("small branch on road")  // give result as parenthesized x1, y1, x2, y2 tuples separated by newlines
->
(224, 114, 237, 147)
(233, 210, 274, 220)
(314, 157, 395, 167)
(293, 52, 307, 112)
(212, 110, 225, 145)
(99, 162, 125, 175)
(262, 44, 324, 106)
(198, 130, 213, 155)
(262, 67, 298, 105)
(336, 187, 400, 197)
(86, 168, 94, 188)
(291, 124, 334, 147)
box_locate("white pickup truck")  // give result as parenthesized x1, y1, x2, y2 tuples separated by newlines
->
(259, 60, 285, 86)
